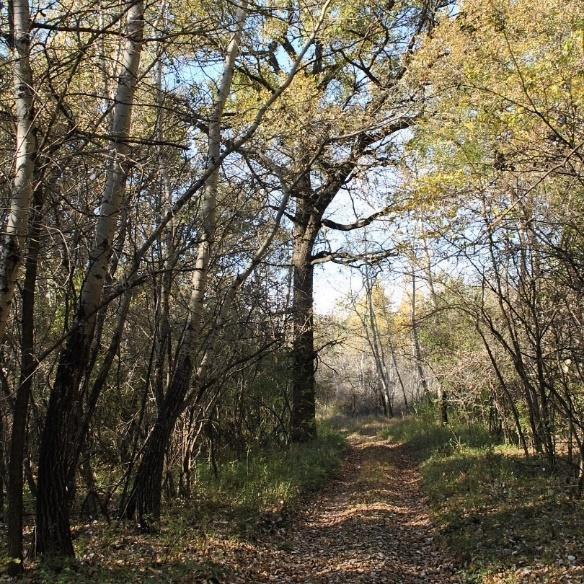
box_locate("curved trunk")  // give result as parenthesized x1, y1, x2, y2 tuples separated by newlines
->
(121, 3, 246, 526)
(35, 1, 144, 559)
(121, 364, 190, 526)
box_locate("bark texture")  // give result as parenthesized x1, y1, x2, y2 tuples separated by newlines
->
(0, 0, 37, 339)
(290, 196, 320, 442)
(35, 0, 144, 559)
(6, 188, 43, 574)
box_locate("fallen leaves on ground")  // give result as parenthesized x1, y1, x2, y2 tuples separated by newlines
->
(9, 425, 461, 582)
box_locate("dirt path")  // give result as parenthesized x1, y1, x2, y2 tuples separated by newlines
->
(225, 426, 459, 583)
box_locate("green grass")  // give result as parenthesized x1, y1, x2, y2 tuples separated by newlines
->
(380, 412, 497, 458)
(380, 411, 584, 583)
(192, 421, 346, 532)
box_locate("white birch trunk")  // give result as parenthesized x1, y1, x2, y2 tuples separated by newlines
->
(121, 5, 247, 524)
(0, 0, 37, 339)
(80, 0, 144, 333)
(410, 269, 429, 398)
(179, 2, 246, 355)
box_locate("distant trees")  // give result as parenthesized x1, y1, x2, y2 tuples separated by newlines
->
(324, 0, 584, 480)
(328, 269, 427, 418)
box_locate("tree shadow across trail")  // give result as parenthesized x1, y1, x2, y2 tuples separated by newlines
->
(237, 425, 461, 583)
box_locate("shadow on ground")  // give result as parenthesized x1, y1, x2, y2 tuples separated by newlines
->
(423, 447, 584, 579)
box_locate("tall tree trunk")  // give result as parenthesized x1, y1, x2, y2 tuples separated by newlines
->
(389, 341, 408, 413)
(152, 19, 176, 407)
(421, 236, 447, 422)
(365, 282, 394, 417)
(290, 198, 319, 442)
(0, 0, 37, 340)
(121, 3, 246, 526)
(410, 270, 429, 398)
(35, 1, 144, 559)
(6, 187, 43, 574)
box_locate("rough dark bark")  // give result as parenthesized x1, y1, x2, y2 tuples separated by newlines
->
(6, 187, 43, 574)
(290, 198, 319, 443)
(35, 0, 144, 559)
(121, 356, 193, 527)
(35, 322, 86, 558)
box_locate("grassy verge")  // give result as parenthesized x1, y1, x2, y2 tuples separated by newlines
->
(4, 423, 346, 583)
(381, 413, 584, 583)
(194, 421, 346, 534)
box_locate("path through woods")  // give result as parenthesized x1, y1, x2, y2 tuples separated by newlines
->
(223, 423, 460, 583)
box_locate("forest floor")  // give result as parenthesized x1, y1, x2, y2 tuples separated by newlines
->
(7, 417, 584, 582)
(7, 419, 457, 583)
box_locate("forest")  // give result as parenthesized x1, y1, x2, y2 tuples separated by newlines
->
(0, 0, 583, 581)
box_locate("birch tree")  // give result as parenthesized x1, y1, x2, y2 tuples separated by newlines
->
(121, 1, 247, 527)
(0, 0, 37, 340)
(35, 0, 145, 558)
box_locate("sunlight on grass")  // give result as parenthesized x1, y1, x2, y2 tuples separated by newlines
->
(380, 413, 584, 583)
